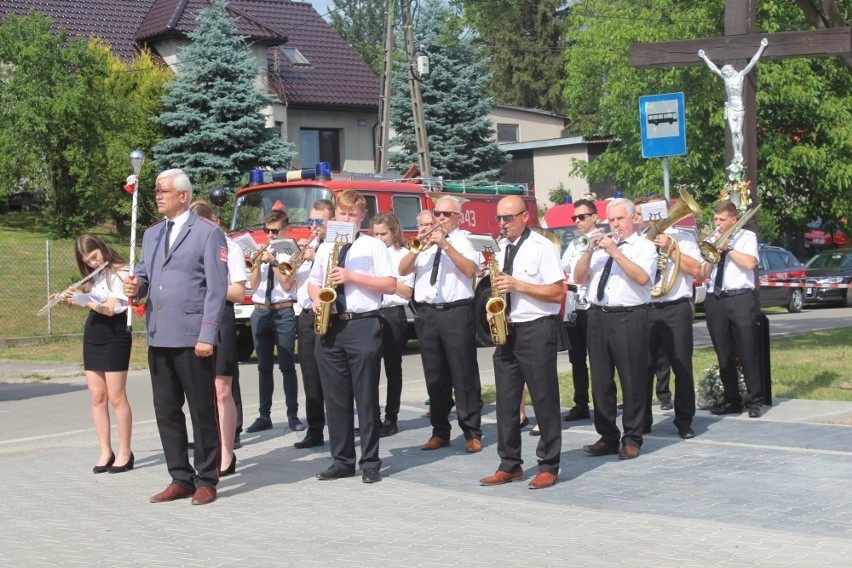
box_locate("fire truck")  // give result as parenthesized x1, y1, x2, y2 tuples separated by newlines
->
(227, 164, 539, 358)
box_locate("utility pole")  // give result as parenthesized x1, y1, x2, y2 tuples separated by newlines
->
(400, 0, 432, 178)
(376, 0, 395, 174)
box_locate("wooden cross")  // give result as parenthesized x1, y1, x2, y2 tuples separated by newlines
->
(629, 0, 851, 209)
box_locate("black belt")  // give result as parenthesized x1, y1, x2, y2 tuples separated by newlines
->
(334, 310, 380, 321)
(380, 305, 406, 314)
(650, 296, 691, 308)
(417, 299, 473, 311)
(590, 304, 648, 313)
(713, 288, 753, 299)
(254, 301, 294, 311)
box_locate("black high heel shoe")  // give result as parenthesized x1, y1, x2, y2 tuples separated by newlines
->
(220, 455, 237, 477)
(93, 452, 115, 474)
(108, 452, 135, 474)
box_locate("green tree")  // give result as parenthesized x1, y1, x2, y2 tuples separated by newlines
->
(388, 0, 507, 180)
(563, 0, 852, 241)
(329, 0, 388, 76)
(452, 0, 569, 114)
(153, 0, 294, 189)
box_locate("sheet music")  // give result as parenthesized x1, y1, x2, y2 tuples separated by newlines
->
(269, 238, 299, 256)
(466, 233, 501, 254)
(641, 200, 668, 222)
(231, 233, 259, 255)
(325, 221, 357, 243)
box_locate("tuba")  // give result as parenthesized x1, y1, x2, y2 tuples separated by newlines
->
(647, 188, 703, 298)
(314, 234, 348, 336)
(699, 204, 762, 264)
(485, 228, 510, 345)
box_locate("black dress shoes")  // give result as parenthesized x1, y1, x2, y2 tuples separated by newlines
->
(748, 405, 763, 418)
(519, 417, 530, 429)
(294, 436, 325, 449)
(362, 467, 382, 484)
(563, 406, 591, 421)
(677, 426, 695, 439)
(659, 399, 674, 411)
(246, 417, 273, 433)
(108, 452, 134, 473)
(710, 402, 744, 415)
(379, 420, 398, 437)
(316, 465, 355, 481)
(220, 455, 236, 477)
(93, 452, 115, 474)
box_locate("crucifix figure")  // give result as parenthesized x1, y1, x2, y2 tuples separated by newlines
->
(698, 38, 768, 166)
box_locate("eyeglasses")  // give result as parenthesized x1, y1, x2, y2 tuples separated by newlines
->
(263, 227, 281, 236)
(306, 218, 324, 227)
(154, 188, 176, 195)
(433, 210, 458, 218)
(571, 213, 594, 222)
(495, 211, 526, 223)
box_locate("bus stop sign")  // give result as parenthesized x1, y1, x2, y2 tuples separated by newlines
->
(639, 92, 686, 158)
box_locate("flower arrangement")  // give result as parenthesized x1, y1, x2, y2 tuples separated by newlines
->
(696, 364, 748, 409)
(721, 161, 752, 212)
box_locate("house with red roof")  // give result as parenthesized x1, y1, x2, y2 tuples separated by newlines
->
(0, 0, 381, 173)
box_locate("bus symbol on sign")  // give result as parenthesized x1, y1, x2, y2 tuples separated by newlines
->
(647, 111, 677, 125)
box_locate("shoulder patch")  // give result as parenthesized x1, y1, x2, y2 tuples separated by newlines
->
(219, 245, 228, 263)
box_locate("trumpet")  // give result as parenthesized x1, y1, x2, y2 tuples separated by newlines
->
(278, 229, 321, 277)
(573, 229, 619, 253)
(38, 263, 109, 316)
(699, 204, 761, 264)
(246, 243, 271, 273)
(405, 224, 442, 254)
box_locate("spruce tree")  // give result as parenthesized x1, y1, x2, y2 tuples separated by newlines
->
(153, 0, 294, 187)
(388, 0, 507, 181)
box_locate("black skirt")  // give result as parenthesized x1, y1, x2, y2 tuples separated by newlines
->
(83, 311, 132, 372)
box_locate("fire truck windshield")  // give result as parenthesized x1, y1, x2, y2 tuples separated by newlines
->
(231, 186, 334, 230)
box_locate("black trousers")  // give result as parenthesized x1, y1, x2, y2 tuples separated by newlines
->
(565, 309, 590, 408)
(646, 299, 695, 430)
(379, 305, 407, 422)
(653, 351, 672, 401)
(494, 316, 562, 473)
(298, 309, 325, 440)
(705, 292, 763, 406)
(315, 317, 382, 470)
(587, 306, 650, 448)
(148, 346, 219, 488)
(414, 303, 482, 441)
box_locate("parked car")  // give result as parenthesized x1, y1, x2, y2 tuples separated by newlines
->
(803, 248, 852, 307)
(804, 220, 849, 251)
(758, 245, 806, 312)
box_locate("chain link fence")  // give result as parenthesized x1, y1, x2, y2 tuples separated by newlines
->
(0, 240, 144, 339)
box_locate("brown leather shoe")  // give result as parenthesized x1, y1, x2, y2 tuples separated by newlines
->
(480, 468, 523, 486)
(149, 482, 194, 503)
(465, 438, 482, 453)
(582, 438, 619, 456)
(528, 470, 558, 490)
(618, 443, 640, 460)
(191, 486, 217, 505)
(420, 436, 450, 450)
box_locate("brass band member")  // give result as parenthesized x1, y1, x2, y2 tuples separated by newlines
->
(479, 196, 564, 489)
(573, 198, 657, 460)
(399, 196, 483, 453)
(308, 191, 396, 483)
(698, 200, 763, 418)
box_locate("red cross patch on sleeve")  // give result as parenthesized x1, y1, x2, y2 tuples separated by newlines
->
(219, 246, 228, 263)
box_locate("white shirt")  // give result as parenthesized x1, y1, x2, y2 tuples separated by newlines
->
(707, 228, 758, 293)
(165, 210, 191, 250)
(226, 238, 248, 286)
(577, 232, 657, 307)
(651, 228, 701, 302)
(90, 268, 130, 314)
(309, 234, 394, 313)
(295, 259, 314, 310)
(251, 252, 296, 304)
(497, 230, 563, 323)
(412, 228, 478, 303)
(383, 246, 414, 308)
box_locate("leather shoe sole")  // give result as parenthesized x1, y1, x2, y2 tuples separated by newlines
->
(294, 437, 325, 449)
(465, 438, 482, 453)
(618, 444, 640, 460)
(191, 486, 217, 506)
(582, 439, 619, 456)
(480, 468, 523, 486)
(678, 427, 695, 439)
(149, 483, 195, 503)
(421, 436, 450, 450)
(316, 466, 355, 481)
(528, 470, 558, 490)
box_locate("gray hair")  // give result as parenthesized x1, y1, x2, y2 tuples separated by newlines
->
(157, 169, 193, 201)
(435, 195, 461, 213)
(607, 197, 635, 217)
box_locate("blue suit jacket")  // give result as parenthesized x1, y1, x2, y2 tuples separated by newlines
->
(135, 212, 228, 348)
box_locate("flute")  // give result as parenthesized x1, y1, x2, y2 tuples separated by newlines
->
(37, 263, 109, 316)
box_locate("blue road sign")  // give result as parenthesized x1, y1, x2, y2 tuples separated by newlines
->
(640, 92, 686, 158)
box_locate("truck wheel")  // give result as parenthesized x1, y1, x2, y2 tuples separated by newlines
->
(236, 326, 254, 362)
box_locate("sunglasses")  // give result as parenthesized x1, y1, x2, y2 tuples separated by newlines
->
(571, 213, 594, 222)
(306, 218, 324, 227)
(263, 227, 281, 236)
(433, 210, 459, 218)
(496, 211, 526, 223)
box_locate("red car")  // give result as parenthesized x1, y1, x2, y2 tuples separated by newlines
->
(804, 220, 849, 251)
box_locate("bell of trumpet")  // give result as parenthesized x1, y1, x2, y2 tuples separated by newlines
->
(405, 224, 441, 254)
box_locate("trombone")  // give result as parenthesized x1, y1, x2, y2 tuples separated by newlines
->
(699, 204, 762, 263)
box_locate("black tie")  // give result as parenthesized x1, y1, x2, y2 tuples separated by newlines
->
(430, 248, 442, 286)
(503, 243, 515, 309)
(163, 221, 174, 258)
(714, 251, 728, 295)
(264, 263, 275, 305)
(596, 241, 625, 302)
(336, 243, 353, 314)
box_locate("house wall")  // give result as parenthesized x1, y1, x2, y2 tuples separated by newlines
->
(533, 145, 591, 207)
(489, 107, 566, 142)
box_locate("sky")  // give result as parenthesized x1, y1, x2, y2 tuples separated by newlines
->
(308, 0, 335, 19)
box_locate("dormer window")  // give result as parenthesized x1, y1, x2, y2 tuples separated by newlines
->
(281, 47, 311, 67)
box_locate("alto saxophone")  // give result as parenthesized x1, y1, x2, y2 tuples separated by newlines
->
(314, 235, 347, 335)
(485, 228, 510, 345)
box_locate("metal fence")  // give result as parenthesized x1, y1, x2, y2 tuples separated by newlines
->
(0, 240, 143, 339)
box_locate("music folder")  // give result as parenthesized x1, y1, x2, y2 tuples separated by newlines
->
(466, 234, 501, 254)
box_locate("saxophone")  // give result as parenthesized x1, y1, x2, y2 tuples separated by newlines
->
(485, 228, 510, 345)
(314, 235, 347, 335)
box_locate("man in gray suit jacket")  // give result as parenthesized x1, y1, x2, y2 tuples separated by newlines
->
(125, 168, 228, 506)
